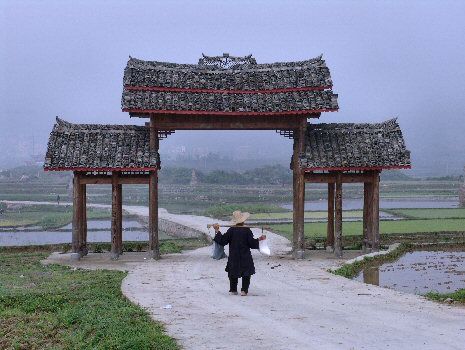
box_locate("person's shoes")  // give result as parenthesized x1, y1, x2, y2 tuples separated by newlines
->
(240, 291, 247, 296)
(229, 291, 238, 295)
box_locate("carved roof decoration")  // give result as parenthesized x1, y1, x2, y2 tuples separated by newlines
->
(44, 117, 158, 171)
(301, 119, 411, 171)
(198, 53, 257, 69)
(122, 54, 338, 116)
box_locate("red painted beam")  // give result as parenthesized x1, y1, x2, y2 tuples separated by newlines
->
(44, 167, 157, 172)
(124, 85, 333, 94)
(303, 165, 411, 172)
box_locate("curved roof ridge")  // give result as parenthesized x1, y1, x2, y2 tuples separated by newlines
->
(53, 117, 147, 132)
(126, 54, 326, 71)
(309, 118, 400, 132)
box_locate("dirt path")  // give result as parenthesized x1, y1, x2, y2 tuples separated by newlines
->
(8, 200, 465, 349)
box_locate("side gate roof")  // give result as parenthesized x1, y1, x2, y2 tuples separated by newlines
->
(300, 118, 411, 171)
(44, 118, 158, 172)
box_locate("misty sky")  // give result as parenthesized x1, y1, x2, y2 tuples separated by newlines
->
(1, 0, 465, 175)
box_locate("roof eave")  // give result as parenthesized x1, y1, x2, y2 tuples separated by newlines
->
(44, 167, 158, 172)
(302, 165, 412, 172)
(123, 108, 337, 117)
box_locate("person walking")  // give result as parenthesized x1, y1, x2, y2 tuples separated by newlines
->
(213, 210, 266, 296)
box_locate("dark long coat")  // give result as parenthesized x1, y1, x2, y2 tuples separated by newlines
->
(214, 226, 260, 278)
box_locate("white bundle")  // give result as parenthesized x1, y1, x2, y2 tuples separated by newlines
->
(259, 238, 271, 256)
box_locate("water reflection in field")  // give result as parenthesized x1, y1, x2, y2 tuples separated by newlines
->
(0, 219, 176, 246)
(59, 219, 143, 230)
(355, 250, 465, 294)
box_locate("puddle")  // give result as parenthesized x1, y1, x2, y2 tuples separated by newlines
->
(354, 250, 465, 294)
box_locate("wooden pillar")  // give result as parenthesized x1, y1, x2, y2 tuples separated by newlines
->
(362, 181, 372, 253)
(326, 182, 335, 250)
(117, 183, 123, 255)
(111, 172, 121, 260)
(334, 173, 343, 258)
(80, 183, 88, 256)
(72, 172, 82, 257)
(149, 115, 160, 260)
(372, 171, 380, 251)
(292, 118, 306, 259)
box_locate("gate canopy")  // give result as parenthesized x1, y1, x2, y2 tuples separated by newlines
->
(122, 53, 339, 116)
(44, 118, 158, 172)
(300, 118, 411, 171)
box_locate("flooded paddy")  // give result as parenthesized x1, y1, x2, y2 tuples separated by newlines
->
(0, 219, 176, 247)
(354, 249, 465, 294)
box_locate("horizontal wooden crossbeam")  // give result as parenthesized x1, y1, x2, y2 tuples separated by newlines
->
(304, 172, 379, 184)
(134, 114, 316, 130)
(78, 174, 150, 185)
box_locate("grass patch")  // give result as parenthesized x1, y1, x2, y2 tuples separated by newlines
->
(385, 208, 465, 220)
(332, 243, 412, 279)
(0, 237, 210, 256)
(425, 289, 465, 304)
(0, 251, 179, 350)
(204, 203, 287, 219)
(269, 219, 465, 240)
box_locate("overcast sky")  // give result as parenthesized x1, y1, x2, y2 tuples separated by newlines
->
(1, 0, 464, 175)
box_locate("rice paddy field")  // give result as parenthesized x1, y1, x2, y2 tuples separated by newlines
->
(0, 177, 461, 214)
(1, 176, 464, 240)
(269, 217, 465, 239)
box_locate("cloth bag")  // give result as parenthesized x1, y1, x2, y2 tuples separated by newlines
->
(211, 241, 227, 260)
(259, 238, 271, 256)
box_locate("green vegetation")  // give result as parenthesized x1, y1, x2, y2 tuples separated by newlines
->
(0, 237, 210, 256)
(386, 208, 465, 219)
(160, 238, 210, 254)
(88, 238, 209, 255)
(0, 251, 178, 350)
(0, 205, 111, 229)
(269, 219, 465, 240)
(204, 203, 287, 218)
(159, 164, 292, 185)
(425, 289, 465, 304)
(332, 243, 411, 279)
(250, 210, 364, 220)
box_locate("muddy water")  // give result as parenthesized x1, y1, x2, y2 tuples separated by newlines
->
(354, 250, 465, 294)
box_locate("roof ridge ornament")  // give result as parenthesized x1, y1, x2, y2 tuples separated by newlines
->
(198, 53, 257, 69)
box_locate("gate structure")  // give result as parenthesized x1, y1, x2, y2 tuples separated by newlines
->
(44, 53, 410, 260)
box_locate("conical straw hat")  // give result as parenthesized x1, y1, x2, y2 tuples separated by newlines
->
(231, 210, 250, 225)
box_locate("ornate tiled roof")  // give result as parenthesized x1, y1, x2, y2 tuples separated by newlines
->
(300, 119, 411, 171)
(122, 54, 338, 115)
(44, 118, 158, 171)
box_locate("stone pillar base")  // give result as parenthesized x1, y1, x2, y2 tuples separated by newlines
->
(150, 250, 161, 260)
(294, 249, 305, 260)
(70, 253, 81, 261)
